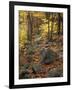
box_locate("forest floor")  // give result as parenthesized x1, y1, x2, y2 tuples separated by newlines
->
(19, 35, 63, 79)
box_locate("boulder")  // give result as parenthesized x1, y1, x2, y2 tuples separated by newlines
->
(19, 69, 30, 79)
(22, 63, 30, 69)
(19, 64, 30, 79)
(32, 64, 42, 74)
(47, 67, 63, 77)
(40, 48, 57, 64)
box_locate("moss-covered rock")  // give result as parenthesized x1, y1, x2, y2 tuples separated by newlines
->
(40, 48, 57, 64)
(32, 64, 42, 74)
(47, 67, 63, 77)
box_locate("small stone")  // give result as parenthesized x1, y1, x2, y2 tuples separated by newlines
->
(32, 64, 42, 74)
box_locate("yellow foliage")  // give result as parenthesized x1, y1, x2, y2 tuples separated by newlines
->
(19, 10, 63, 49)
(40, 24, 48, 32)
(19, 11, 24, 17)
(19, 29, 27, 48)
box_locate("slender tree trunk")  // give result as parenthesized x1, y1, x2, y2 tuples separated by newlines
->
(48, 13, 50, 41)
(50, 13, 53, 40)
(61, 15, 63, 35)
(27, 12, 33, 43)
(45, 13, 50, 41)
(58, 13, 60, 36)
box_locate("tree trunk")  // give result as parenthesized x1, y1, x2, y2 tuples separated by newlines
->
(50, 13, 53, 40)
(58, 13, 60, 36)
(45, 12, 50, 41)
(27, 12, 33, 43)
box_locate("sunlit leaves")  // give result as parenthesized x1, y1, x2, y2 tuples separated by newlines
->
(19, 11, 63, 49)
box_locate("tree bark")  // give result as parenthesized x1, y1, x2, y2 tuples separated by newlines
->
(27, 12, 33, 43)
(45, 12, 50, 41)
(58, 13, 60, 36)
(50, 13, 53, 40)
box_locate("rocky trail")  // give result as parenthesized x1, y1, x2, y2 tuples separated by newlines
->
(19, 36, 63, 79)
